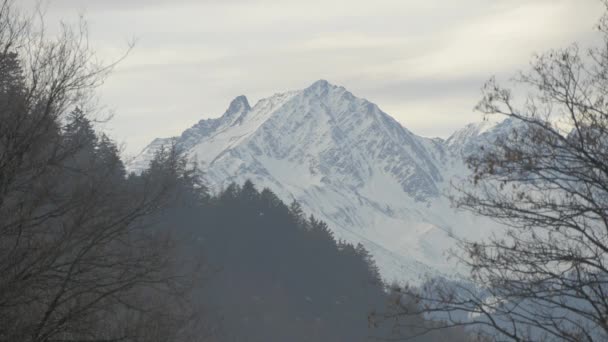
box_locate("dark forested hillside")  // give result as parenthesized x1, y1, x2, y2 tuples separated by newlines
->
(156, 178, 473, 341)
(157, 179, 384, 341)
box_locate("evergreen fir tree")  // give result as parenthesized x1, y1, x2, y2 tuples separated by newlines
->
(0, 52, 24, 95)
(288, 199, 305, 225)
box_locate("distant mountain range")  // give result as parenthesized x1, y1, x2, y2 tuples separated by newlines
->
(128, 80, 510, 283)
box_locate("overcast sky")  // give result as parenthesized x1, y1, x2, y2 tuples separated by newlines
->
(21, 0, 605, 155)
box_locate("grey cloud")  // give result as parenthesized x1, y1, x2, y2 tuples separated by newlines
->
(15, 0, 605, 153)
(360, 77, 491, 102)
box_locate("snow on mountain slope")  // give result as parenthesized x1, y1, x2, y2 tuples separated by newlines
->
(128, 80, 499, 283)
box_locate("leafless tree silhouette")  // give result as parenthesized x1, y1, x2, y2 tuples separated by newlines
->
(373, 2, 608, 341)
(0, 1, 205, 341)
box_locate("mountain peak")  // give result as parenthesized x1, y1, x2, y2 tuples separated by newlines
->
(304, 79, 341, 95)
(311, 79, 330, 87)
(217, 95, 251, 126)
(228, 95, 251, 113)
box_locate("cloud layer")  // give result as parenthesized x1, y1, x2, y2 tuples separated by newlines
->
(22, 0, 605, 154)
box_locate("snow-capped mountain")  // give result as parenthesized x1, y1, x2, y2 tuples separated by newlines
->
(128, 80, 502, 283)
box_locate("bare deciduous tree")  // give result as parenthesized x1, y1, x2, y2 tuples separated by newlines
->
(373, 3, 608, 342)
(0, 1, 204, 341)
